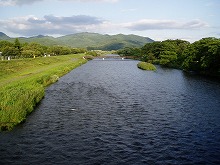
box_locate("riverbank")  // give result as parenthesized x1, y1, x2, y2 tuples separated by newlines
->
(0, 54, 87, 131)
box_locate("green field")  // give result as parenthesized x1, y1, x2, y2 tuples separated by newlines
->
(0, 54, 87, 131)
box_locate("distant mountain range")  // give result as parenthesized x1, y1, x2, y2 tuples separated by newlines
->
(0, 32, 154, 50)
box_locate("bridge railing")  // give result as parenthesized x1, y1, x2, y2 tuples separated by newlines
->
(83, 55, 136, 60)
(94, 56, 136, 59)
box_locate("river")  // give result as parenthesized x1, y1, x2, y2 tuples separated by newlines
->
(0, 58, 220, 164)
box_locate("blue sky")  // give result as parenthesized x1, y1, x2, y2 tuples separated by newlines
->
(0, 0, 219, 42)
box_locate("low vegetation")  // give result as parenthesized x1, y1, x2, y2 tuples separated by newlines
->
(0, 38, 87, 59)
(137, 62, 156, 71)
(0, 54, 87, 131)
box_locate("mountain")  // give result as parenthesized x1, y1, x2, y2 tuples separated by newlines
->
(19, 35, 61, 46)
(56, 32, 154, 50)
(0, 32, 10, 40)
(0, 32, 154, 50)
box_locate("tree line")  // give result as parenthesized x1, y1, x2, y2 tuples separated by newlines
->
(117, 37, 220, 77)
(0, 38, 87, 58)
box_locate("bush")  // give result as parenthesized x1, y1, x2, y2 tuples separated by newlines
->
(137, 62, 157, 71)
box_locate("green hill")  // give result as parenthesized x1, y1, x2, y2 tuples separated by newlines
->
(17, 36, 61, 46)
(0, 32, 154, 50)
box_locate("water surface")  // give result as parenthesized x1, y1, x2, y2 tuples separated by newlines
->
(1, 59, 220, 164)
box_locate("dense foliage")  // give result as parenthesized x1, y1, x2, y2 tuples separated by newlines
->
(182, 38, 220, 76)
(0, 39, 87, 59)
(118, 38, 220, 77)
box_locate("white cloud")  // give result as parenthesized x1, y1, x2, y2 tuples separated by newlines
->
(60, 0, 118, 2)
(0, 0, 43, 6)
(125, 19, 209, 31)
(0, 0, 118, 6)
(0, 15, 109, 36)
(0, 14, 211, 40)
(121, 8, 137, 12)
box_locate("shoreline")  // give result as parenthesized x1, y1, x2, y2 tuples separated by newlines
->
(0, 54, 87, 131)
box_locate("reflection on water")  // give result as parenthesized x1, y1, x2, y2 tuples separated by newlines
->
(1, 59, 220, 164)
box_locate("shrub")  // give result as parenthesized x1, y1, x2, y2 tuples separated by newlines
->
(137, 62, 157, 71)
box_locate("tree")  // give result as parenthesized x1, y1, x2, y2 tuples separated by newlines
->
(117, 47, 141, 58)
(14, 38, 21, 50)
(140, 39, 189, 68)
(0, 41, 13, 51)
(71, 48, 87, 54)
(141, 41, 163, 59)
(86, 51, 98, 56)
(159, 51, 178, 67)
(21, 50, 36, 58)
(21, 42, 44, 58)
(182, 37, 220, 76)
(2, 46, 20, 57)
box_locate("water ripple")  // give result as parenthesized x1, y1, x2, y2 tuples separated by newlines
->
(0, 61, 220, 164)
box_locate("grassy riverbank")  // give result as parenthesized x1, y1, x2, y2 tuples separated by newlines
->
(0, 54, 87, 131)
(137, 62, 156, 71)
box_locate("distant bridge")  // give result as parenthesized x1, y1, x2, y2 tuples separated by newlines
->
(94, 54, 135, 60)
(95, 56, 125, 60)
(83, 54, 136, 60)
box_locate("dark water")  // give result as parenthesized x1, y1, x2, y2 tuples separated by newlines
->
(1, 59, 220, 165)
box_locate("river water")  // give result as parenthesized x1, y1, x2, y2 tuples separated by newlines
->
(1, 59, 220, 164)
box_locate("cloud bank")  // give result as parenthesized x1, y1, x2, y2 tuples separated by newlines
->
(125, 19, 208, 31)
(0, 15, 106, 36)
(0, 15, 209, 37)
(0, 0, 43, 6)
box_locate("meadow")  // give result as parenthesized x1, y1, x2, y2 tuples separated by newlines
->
(0, 54, 87, 131)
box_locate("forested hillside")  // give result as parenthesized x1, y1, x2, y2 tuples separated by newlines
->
(0, 32, 154, 50)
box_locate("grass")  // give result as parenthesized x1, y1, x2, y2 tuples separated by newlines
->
(0, 54, 87, 131)
(137, 62, 157, 71)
